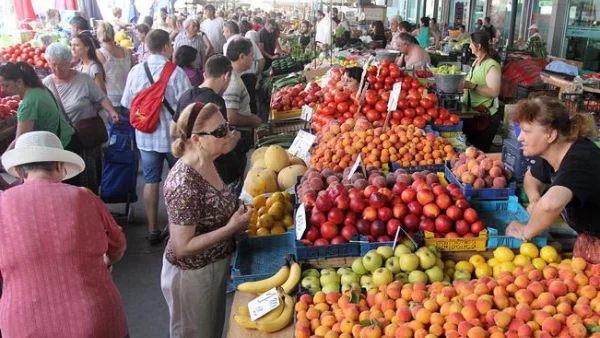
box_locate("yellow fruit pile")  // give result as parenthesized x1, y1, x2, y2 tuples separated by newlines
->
(248, 192, 294, 236)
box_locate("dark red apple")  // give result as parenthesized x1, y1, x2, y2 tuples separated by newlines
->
(356, 219, 371, 235)
(419, 218, 435, 232)
(435, 194, 452, 210)
(401, 187, 417, 203)
(463, 208, 479, 224)
(330, 236, 347, 245)
(386, 218, 401, 236)
(455, 219, 470, 236)
(448, 188, 465, 200)
(422, 203, 441, 218)
(335, 194, 350, 210)
(370, 220, 386, 237)
(455, 198, 470, 210)
(304, 226, 320, 242)
(463, 233, 475, 238)
(348, 187, 363, 200)
(432, 184, 447, 197)
(341, 224, 358, 241)
(363, 185, 378, 199)
(445, 205, 463, 221)
(444, 232, 459, 239)
(343, 211, 357, 227)
(403, 214, 419, 231)
(310, 210, 326, 226)
(320, 221, 338, 239)
(327, 208, 344, 225)
(315, 191, 333, 212)
(378, 187, 393, 202)
(435, 215, 453, 233)
(392, 182, 407, 195)
(377, 235, 392, 242)
(377, 207, 393, 222)
(362, 206, 378, 222)
(416, 189, 435, 206)
(470, 220, 484, 234)
(396, 174, 412, 186)
(302, 191, 317, 208)
(407, 201, 423, 216)
(369, 192, 386, 208)
(392, 203, 408, 219)
(314, 238, 330, 246)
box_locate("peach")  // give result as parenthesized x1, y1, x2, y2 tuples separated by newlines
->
(513, 275, 530, 289)
(537, 292, 556, 308)
(514, 289, 534, 305)
(548, 280, 568, 297)
(568, 323, 588, 338)
(489, 166, 503, 178)
(527, 269, 542, 281)
(573, 303, 593, 319)
(458, 321, 474, 336)
(415, 308, 432, 325)
(492, 176, 507, 188)
(395, 307, 412, 323)
(534, 311, 551, 325)
(476, 297, 493, 315)
(467, 326, 488, 338)
(556, 302, 572, 316)
(542, 266, 558, 280)
(448, 312, 466, 325)
(493, 295, 510, 310)
(515, 305, 532, 322)
(578, 285, 597, 299)
(494, 311, 512, 328)
(386, 282, 402, 300)
(542, 305, 557, 315)
(541, 317, 562, 336)
(461, 304, 480, 321)
(429, 323, 443, 336)
(573, 273, 589, 288)
(326, 292, 340, 305)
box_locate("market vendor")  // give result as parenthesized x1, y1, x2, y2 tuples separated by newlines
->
(462, 30, 502, 152)
(526, 24, 547, 58)
(505, 97, 600, 263)
(341, 67, 363, 93)
(396, 32, 431, 68)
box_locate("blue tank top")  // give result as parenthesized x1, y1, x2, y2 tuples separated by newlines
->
(416, 27, 430, 47)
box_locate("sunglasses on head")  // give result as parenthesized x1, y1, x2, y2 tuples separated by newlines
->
(194, 122, 235, 138)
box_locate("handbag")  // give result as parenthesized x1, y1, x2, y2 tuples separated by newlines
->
(49, 76, 108, 149)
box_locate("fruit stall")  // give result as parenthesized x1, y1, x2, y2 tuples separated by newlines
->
(225, 56, 600, 338)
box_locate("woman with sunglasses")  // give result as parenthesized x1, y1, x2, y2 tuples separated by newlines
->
(161, 102, 251, 338)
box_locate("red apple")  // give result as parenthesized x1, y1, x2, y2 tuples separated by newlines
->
(445, 205, 463, 221)
(386, 218, 402, 236)
(356, 219, 371, 235)
(302, 191, 317, 208)
(310, 210, 326, 226)
(378, 187, 393, 202)
(435, 194, 452, 210)
(327, 208, 344, 225)
(348, 188, 363, 200)
(419, 218, 435, 232)
(448, 188, 465, 200)
(422, 203, 441, 218)
(377, 235, 392, 242)
(445, 232, 459, 238)
(407, 201, 423, 216)
(432, 184, 447, 197)
(315, 191, 333, 212)
(335, 194, 350, 210)
(470, 220, 484, 234)
(364, 185, 378, 199)
(401, 187, 417, 203)
(349, 197, 366, 213)
(377, 207, 393, 222)
(370, 220, 386, 237)
(369, 192, 387, 208)
(416, 189, 435, 206)
(435, 215, 453, 233)
(446, 183, 461, 192)
(392, 182, 407, 195)
(392, 203, 409, 219)
(320, 221, 338, 239)
(463, 233, 475, 238)
(343, 211, 357, 227)
(341, 224, 358, 240)
(314, 238, 330, 246)
(304, 226, 320, 242)
(362, 206, 378, 222)
(455, 198, 470, 210)
(463, 208, 479, 224)
(455, 219, 470, 236)
(403, 214, 419, 231)
(331, 236, 347, 245)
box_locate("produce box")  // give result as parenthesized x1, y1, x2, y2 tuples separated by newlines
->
(444, 162, 517, 200)
(423, 229, 488, 252)
(390, 162, 445, 174)
(502, 138, 538, 183)
(231, 232, 296, 287)
(270, 108, 302, 121)
(431, 121, 463, 133)
(471, 196, 548, 249)
(358, 233, 424, 255)
(295, 240, 360, 260)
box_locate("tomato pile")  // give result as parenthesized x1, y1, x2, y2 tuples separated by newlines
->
(0, 43, 48, 70)
(270, 82, 323, 112)
(312, 68, 358, 132)
(0, 95, 21, 120)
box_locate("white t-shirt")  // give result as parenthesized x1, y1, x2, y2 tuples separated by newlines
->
(223, 71, 252, 116)
(223, 34, 264, 75)
(201, 17, 226, 55)
(316, 17, 333, 45)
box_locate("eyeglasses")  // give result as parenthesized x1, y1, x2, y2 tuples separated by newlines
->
(194, 122, 235, 138)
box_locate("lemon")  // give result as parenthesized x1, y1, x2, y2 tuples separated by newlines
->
(251, 194, 267, 209)
(282, 214, 294, 228)
(258, 214, 274, 228)
(487, 258, 499, 267)
(256, 227, 270, 236)
(513, 254, 531, 267)
(498, 261, 516, 273)
(475, 264, 493, 278)
(540, 245, 559, 263)
(270, 224, 287, 234)
(455, 260, 474, 274)
(267, 201, 285, 220)
(493, 265, 503, 279)
(520, 242, 539, 258)
(493, 246, 515, 263)
(469, 254, 486, 267)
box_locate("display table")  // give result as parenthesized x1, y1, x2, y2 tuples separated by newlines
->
(226, 291, 294, 338)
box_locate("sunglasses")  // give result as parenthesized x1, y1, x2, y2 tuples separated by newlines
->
(194, 122, 235, 138)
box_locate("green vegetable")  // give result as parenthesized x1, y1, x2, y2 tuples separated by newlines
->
(431, 65, 462, 75)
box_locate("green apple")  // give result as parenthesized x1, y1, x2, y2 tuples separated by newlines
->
(362, 250, 383, 272)
(399, 253, 420, 272)
(301, 268, 320, 278)
(394, 272, 408, 283)
(341, 272, 360, 285)
(372, 267, 393, 286)
(435, 258, 444, 270)
(445, 267, 455, 278)
(320, 272, 341, 286)
(453, 269, 471, 281)
(428, 246, 442, 258)
(415, 247, 437, 270)
(337, 267, 353, 275)
(394, 244, 412, 257)
(360, 275, 373, 287)
(301, 276, 321, 294)
(408, 270, 428, 284)
(351, 257, 367, 275)
(322, 283, 341, 293)
(425, 266, 444, 283)
(400, 238, 416, 251)
(376, 246, 394, 260)
(341, 282, 361, 293)
(385, 256, 402, 274)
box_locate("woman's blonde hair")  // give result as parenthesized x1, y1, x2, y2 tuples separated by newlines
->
(96, 21, 115, 42)
(510, 96, 597, 142)
(172, 103, 221, 157)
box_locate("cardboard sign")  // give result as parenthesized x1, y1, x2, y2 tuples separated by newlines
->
(287, 130, 316, 161)
(248, 288, 281, 321)
(301, 105, 314, 122)
(295, 203, 307, 240)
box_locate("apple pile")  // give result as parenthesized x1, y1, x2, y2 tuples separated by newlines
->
(270, 82, 322, 112)
(0, 95, 21, 120)
(450, 146, 513, 189)
(310, 117, 457, 172)
(0, 43, 48, 69)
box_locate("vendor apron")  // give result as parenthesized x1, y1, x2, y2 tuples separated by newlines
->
(573, 232, 600, 264)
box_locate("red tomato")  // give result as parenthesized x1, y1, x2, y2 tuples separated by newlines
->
(368, 65, 377, 74)
(380, 67, 390, 77)
(366, 109, 379, 122)
(384, 76, 395, 85)
(404, 108, 416, 118)
(322, 106, 335, 115)
(374, 100, 387, 113)
(374, 82, 384, 90)
(397, 99, 408, 109)
(407, 88, 420, 99)
(434, 118, 443, 125)
(376, 75, 386, 83)
(380, 59, 390, 67)
(389, 69, 400, 79)
(409, 99, 419, 108)
(415, 106, 425, 116)
(327, 101, 337, 111)
(422, 114, 432, 122)
(426, 93, 438, 103)
(392, 110, 403, 120)
(367, 75, 376, 84)
(439, 108, 450, 120)
(336, 101, 349, 113)
(349, 103, 358, 113)
(413, 116, 426, 128)
(449, 114, 460, 124)
(427, 108, 439, 119)
(419, 98, 433, 109)
(384, 83, 393, 91)
(334, 92, 348, 103)
(26, 58, 33, 64)
(380, 91, 390, 102)
(401, 117, 412, 125)
(323, 93, 334, 103)
(365, 90, 378, 105)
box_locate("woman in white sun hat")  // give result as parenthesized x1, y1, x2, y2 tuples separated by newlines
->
(0, 131, 128, 338)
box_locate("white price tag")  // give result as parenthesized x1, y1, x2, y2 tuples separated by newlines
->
(295, 203, 307, 240)
(301, 105, 314, 122)
(287, 130, 316, 160)
(358, 82, 369, 102)
(248, 288, 281, 321)
(387, 82, 402, 112)
(347, 154, 363, 180)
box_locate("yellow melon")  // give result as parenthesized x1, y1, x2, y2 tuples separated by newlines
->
(264, 145, 290, 173)
(244, 168, 278, 197)
(277, 164, 307, 190)
(251, 147, 269, 164)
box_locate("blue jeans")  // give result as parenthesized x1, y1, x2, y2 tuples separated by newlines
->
(139, 150, 177, 184)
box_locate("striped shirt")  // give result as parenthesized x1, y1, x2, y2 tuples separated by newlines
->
(174, 32, 206, 69)
(223, 71, 251, 116)
(120, 54, 191, 153)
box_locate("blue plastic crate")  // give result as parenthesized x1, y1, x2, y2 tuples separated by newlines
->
(358, 233, 424, 255)
(390, 162, 445, 174)
(444, 161, 517, 200)
(295, 240, 360, 260)
(470, 196, 548, 249)
(432, 121, 463, 133)
(231, 232, 296, 287)
(502, 139, 538, 183)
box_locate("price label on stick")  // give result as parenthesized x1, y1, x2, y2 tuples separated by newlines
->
(347, 154, 366, 180)
(287, 130, 316, 161)
(300, 105, 314, 122)
(295, 203, 307, 240)
(247, 288, 281, 321)
(387, 82, 402, 112)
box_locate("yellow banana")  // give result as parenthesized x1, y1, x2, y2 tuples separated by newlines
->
(237, 265, 290, 294)
(237, 305, 250, 316)
(256, 300, 285, 324)
(234, 314, 257, 329)
(281, 261, 301, 295)
(256, 294, 295, 333)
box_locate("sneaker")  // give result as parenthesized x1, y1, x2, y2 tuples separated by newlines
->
(146, 230, 163, 246)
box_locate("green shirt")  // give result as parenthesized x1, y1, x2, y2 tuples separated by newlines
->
(462, 58, 500, 115)
(17, 87, 74, 147)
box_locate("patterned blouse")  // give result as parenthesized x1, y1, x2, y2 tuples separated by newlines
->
(164, 160, 236, 270)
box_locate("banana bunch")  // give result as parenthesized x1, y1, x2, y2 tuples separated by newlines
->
(234, 289, 295, 333)
(237, 255, 301, 295)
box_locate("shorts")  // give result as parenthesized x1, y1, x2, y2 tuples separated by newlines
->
(139, 150, 177, 184)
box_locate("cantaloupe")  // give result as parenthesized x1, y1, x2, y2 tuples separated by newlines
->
(244, 168, 278, 197)
(277, 164, 307, 190)
(288, 156, 307, 167)
(264, 145, 290, 173)
(252, 158, 266, 169)
(251, 147, 269, 164)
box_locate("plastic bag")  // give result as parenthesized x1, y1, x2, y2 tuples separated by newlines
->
(573, 232, 600, 264)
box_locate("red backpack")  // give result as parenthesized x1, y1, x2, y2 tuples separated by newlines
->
(130, 62, 177, 133)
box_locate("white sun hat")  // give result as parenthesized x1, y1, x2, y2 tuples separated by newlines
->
(529, 24, 539, 30)
(1, 131, 85, 180)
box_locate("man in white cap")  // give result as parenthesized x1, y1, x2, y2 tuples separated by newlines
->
(527, 23, 547, 58)
(529, 24, 541, 41)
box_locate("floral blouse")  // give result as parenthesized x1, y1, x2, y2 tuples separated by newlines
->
(164, 160, 236, 269)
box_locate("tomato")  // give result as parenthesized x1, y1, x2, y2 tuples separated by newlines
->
(374, 100, 387, 113)
(373, 82, 384, 90)
(392, 110, 403, 120)
(380, 67, 390, 77)
(365, 90, 378, 105)
(380, 59, 390, 67)
(408, 99, 419, 108)
(377, 88, 386, 95)
(401, 117, 412, 125)
(397, 99, 408, 109)
(349, 103, 358, 113)
(384, 76, 395, 85)
(327, 101, 337, 111)
(413, 116, 426, 129)
(415, 106, 425, 116)
(449, 114, 460, 124)
(323, 93, 334, 103)
(426, 93, 438, 103)
(389, 69, 400, 79)
(427, 108, 439, 119)
(407, 88, 420, 99)
(419, 98, 433, 109)
(368, 65, 377, 74)
(26, 58, 33, 64)
(334, 92, 348, 103)
(384, 83, 392, 91)
(380, 91, 390, 102)
(422, 114, 432, 123)
(322, 106, 335, 115)
(366, 109, 379, 122)
(411, 81, 421, 89)
(439, 108, 450, 120)
(376, 75, 386, 83)
(367, 74, 376, 84)
(336, 101, 349, 113)
(404, 108, 416, 118)
(434, 118, 443, 125)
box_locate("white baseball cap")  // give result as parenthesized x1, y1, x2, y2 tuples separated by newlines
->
(529, 24, 539, 30)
